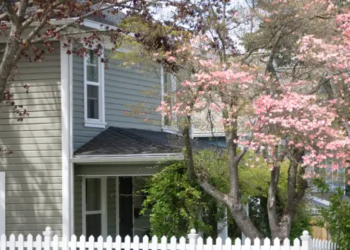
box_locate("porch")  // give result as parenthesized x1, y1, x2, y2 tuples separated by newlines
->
(71, 127, 214, 239)
(74, 173, 152, 239)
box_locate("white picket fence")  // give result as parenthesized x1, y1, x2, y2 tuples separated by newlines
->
(0, 228, 336, 250)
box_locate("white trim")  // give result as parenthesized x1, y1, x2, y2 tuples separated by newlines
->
(311, 196, 330, 206)
(68, 41, 75, 235)
(115, 177, 120, 236)
(101, 177, 107, 238)
(192, 133, 225, 138)
(82, 177, 108, 237)
(0, 172, 5, 235)
(82, 178, 86, 235)
(84, 48, 106, 128)
(72, 153, 184, 163)
(61, 40, 73, 237)
(161, 66, 178, 132)
(83, 19, 117, 31)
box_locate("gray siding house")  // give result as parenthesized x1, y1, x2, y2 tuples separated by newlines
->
(0, 18, 198, 238)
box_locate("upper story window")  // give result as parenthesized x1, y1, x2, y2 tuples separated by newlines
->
(84, 49, 106, 128)
(161, 67, 177, 131)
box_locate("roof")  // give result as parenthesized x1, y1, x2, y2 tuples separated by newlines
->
(74, 127, 219, 156)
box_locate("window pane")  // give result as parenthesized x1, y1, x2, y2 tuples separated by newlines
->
(86, 178, 101, 211)
(87, 65, 99, 82)
(87, 50, 97, 65)
(88, 85, 98, 99)
(87, 85, 99, 119)
(163, 73, 172, 93)
(86, 214, 102, 238)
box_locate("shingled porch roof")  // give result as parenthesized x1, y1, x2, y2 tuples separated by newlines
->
(74, 127, 217, 156)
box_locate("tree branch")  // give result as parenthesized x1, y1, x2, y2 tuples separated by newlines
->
(4, 0, 19, 27)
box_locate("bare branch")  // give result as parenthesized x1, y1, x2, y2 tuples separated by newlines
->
(4, 0, 19, 27)
(0, 11, 7, 21)
(17, 0, 29, 20)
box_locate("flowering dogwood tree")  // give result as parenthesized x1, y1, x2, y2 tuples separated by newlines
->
(156, 0, 350, 239)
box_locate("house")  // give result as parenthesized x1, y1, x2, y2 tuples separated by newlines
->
(0, 14, 215, 239)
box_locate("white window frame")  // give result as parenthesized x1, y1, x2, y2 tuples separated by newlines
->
(0, 172, 5, 235)
(82, 177, 107, 238)
(84, 48, 106, 128)
(161, 67, 178, 132)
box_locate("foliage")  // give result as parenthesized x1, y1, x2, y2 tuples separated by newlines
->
(318, 189, 350, 250)
(142, 150, 312, 238)
(141, 161, 225, 238)
(194, 150, 289, 199)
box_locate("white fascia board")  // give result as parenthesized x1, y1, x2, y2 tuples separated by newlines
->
(192, 133, 225, 138)
(82, 19, 117, 30)
(310, 196, 330, 206)
(71, 153, 184, 164)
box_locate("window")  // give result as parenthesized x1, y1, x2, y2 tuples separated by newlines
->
(161, 67, 177, 130)
(84, 49, 106, 128)
(83, 177, 107, 238)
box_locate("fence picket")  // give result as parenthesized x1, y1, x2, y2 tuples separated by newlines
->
(9, 235, 15, 250)
(143, 236, 149, 250)
(243, 238, 251, 250)
(293, 238, 300, 250)
(151, 236, 158, 250)
(70, 235, 77, 250)
(87, 236, 94, 250)
(133, 236, 139, 250)
(262, 238, 270, 250)
(273, 238, 280, 250)
(233, 238, 241, 250)
(206, 237, 214, 250)
(106, 236, 112, 250)
(97, 236, 104, 250)
(216, 237, 223, 250)
(52, 235, 59, 250)
(78, 236, 86, 250)
(170, 237, 177, 250)
(283, 238, 290, 250)
(27, 235, 33, 250)
(197, 238, 204, 250)
(124, 236, 131, 250)
(35, 235, 42, 250)
(161, 236, 167, 250)
(224, 238, 231, 250)
(179, 237, 185, 250)
(115, 236, 121, 250)
(61, 235, 68, 250)
(18, 235, 24, 250)
(253, 238, 260, 250)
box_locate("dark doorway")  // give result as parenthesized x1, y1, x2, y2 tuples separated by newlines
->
(119, 177, 133, 239)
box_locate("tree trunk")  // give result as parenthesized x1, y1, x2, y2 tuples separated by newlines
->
(227, 200, 264, 239)
(0, 25, 21, 104)
(267, 149, 306, 239)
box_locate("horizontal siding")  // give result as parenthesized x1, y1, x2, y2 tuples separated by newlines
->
(0, 43, 62, 236)
(72, 53, 162, 151)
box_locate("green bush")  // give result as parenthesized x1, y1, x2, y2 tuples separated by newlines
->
(318, 189, 350, 250)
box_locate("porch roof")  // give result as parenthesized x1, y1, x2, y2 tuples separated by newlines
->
(74, 127, 218, 156)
